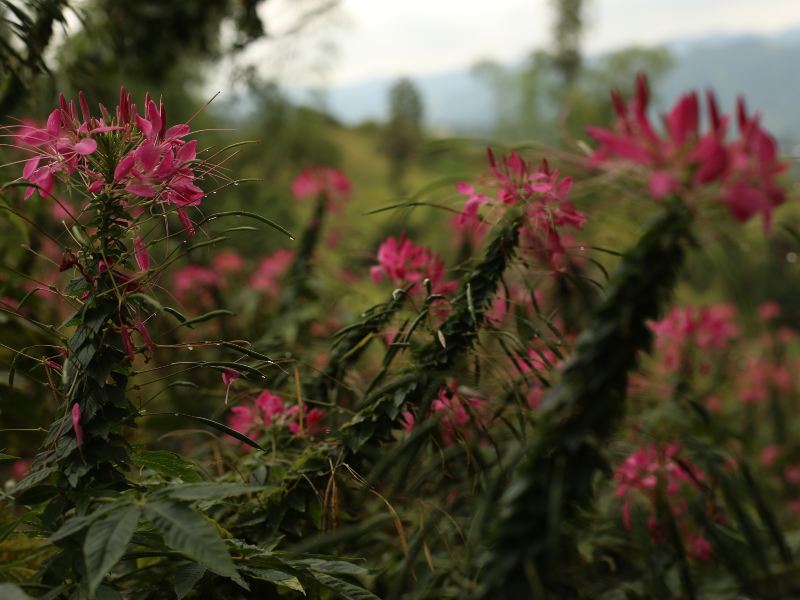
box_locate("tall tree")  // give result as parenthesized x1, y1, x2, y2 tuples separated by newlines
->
(381, 77, 424, 194)
(551, 0, 586, 89)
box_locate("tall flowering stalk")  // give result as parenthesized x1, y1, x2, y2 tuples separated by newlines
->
(479, 75, 789, 598)
(4, 91, 379, 599)
(13, 89, 207, 502)
(343, 149, 581, 449)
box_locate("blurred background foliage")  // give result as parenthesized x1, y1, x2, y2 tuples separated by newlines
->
(3, 0, 800, 597)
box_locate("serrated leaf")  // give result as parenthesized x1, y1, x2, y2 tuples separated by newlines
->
(160, 483, 269, 501)
(309, 572, 380, 600)
(50, 504, 118, 542)
(172, 562, 206, 600)
(84, 506, 140, 597)
(245, 568, 305, 594)
(288, 558, 368, 576)
(144, 501, 236, 579)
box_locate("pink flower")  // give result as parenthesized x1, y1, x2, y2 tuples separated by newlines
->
(758, 301, 781, 322)
(760, 444, 781, 468)
(650, 304, 738, 373)
(408, 381, 486, 446)
(172, 264, 220, 307)
(587, 74, 787, 229)
(255, 390, 285, 425)
(212, 251, 244, 274)
(71, 403, 84, 447)
(226, 390, 327, 449)
(457, 151, 585, 269)
(785, 465, 800, 485)
(686, 533, 713, 561)
(222, 368, 241, 387)
(228, 405, 256, 438)
(291, 166, 352, 210)
(370, 235, 457, 296)
(249, 249, 294, 297)
(614, 443, 706, 543)
(11, 459, 29, 481)
(287, 406, 325, 437)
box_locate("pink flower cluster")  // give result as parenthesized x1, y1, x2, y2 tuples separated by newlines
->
(172, 264, 221, 307)
(15, 88, 205, 235)
(370, 235, 457, 295)
(738, 356, 793, 405)
(650, 304, 739, 373)
(456, 150, 586, 269)
(403, 380, 485, 446)
(587, 74, 787, 230)
(227, 390, 325, 448)
(249, 249, 295, 297)
(291, 166, 352, 210)
(614, 443, 712, 560)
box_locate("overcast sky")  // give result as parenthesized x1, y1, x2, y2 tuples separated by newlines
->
(248, 0, 800, 88)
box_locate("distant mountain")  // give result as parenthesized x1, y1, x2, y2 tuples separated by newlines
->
(291, 27, 800, 145)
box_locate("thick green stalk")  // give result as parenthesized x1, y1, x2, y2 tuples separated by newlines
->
(479, 200, 693, 598)
(341, 209, 523, 451)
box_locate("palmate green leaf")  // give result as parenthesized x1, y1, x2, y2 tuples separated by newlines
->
(172, 562, 206, 600)
(309, 571, 381, 600)
(144, 501, 237, 579)
(244, 567, 305, 594)
(287, 558, 369, 577)
(50, 503, 119, 543)
(159, 482, 270, 501)
(84, 506, 140, 597)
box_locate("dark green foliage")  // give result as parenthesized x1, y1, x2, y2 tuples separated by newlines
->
(0, 0, 69, 114)
(478, 200, 693, 598)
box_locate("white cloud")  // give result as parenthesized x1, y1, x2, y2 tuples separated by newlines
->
(237, 0, 800, 88)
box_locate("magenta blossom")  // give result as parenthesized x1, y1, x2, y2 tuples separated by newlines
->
(71, 403, 84, 448)
(587, 74, 787, 230)
(370, 235, 457, 296)
(614, 442, 711, 560)
(249, 249, 295, 297)
(15, 88, 208, 235)
(456, 151, 586, 270)
(291, 166, 352, 210)
(650, 304, 739, 374)
(227, 390, 327, 449)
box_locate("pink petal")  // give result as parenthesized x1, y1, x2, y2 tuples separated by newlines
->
(73, 138, 97, 155)
(114, 153, 136, 181)
(71, 403, 84, 447)
(22, 156, 41, 179)
(125, 182, 156, 197)
(165, 124, 190, 139)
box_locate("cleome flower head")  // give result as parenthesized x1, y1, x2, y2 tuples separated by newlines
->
(14, 87, 208, 235)
(370, 234, 457, 296)
(587, 73, 787, 230)
(456, 149, 586, 270)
